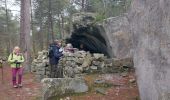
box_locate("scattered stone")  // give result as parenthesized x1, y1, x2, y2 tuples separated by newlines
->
(112, 83, 123, 87)
(94, 79, 105, 84)
(121, 72, 128, 77)
(65, 97, 71, 100)
(129, 78, 136, 83)
(95, 88, 107, 95)
(16, 94, 21, 97)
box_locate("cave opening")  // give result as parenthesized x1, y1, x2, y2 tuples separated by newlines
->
(66, 23, 111, 57)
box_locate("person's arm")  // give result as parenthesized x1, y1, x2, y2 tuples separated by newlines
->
(18, 54, 25, 63)
(54, 49, 63, 58)
(7, 54, 15, 63)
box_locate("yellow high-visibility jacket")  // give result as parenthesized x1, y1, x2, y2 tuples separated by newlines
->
(8, 53, 25, 68)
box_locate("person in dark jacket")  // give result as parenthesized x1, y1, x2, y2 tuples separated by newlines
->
(49, 40, 63, 78)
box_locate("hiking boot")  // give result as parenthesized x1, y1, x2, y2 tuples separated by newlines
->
(13, 85, 18, 88)
(18, 84, 22, 88)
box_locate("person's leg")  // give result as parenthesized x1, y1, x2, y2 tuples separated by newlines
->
(55, 64, 59, 78)
(12, 68, 17, 87)
(18, 67, 24, 86)
(50, 64, 55, 78)
(50, 64, 52, 78)
(60, 65, 63, 78)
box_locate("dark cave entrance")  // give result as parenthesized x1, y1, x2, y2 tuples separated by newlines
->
(66, 23, 111, 57)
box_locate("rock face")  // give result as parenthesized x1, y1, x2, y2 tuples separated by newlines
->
(67, 12, 133, 59)
(130, 0, 170, 100)
(41, 78, 88, 100)
(102, 15, 133, 59)
(67, 13, 110, 56)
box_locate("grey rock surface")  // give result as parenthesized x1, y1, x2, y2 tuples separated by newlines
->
(102, 15, 133, 59)
(41, 78, 88, 100)
(130, 0, 170, 100)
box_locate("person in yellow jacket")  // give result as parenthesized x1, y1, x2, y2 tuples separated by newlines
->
(8, 46, 24, 88)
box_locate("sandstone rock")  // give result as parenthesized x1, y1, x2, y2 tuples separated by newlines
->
(94, 79, 105, 84)
(102, 14, 132, 58)
(129, 79, 136, 83)
(41, 78, 88, 100)
(81, 55, 92, 68)
(92, 61, 101, 66)
(121, 72, 128, 77)
(95, 88, 107, 95)
(75, 57, 84, 65)
(31, 50, 50, 81)
(99, 62, 105, 69)
(90, 66, 98, 70)
(63, 67, 75, 78)
(65, 97, 71, 100)
(130, 0, 170, 99)
(93, 53, 104, 60)
(113, 58, 133, 68)
(66, 56, 75, 61)
(104, 59, 113, 64)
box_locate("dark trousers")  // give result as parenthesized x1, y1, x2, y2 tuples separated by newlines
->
(50, 64, 63, 78)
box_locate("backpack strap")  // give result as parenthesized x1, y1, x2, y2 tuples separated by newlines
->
(11, 53, 13, 60)
(11, 53, 23, 60)
(20, 54, 23, 60)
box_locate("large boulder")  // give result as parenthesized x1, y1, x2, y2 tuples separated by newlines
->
(67, 12, 133, 58)
(102, 15, 133, 59)
(41, 78, 88, 100)
(130, 0, 170, 100)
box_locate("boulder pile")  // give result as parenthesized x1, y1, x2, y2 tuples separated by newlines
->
(31, 50, 133, 81)
(31, 50, 49, 81)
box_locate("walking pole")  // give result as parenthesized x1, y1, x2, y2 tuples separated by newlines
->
(0, 60, 3, 84)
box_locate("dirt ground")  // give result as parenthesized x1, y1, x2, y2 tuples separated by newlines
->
(50, 72, 139, 100)
(0, 66, 139, 100)
(0, 66, 41, 100)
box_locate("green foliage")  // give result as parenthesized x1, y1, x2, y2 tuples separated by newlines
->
(30, 0, 132, 54)
(0, 6, 19, 56)
(87, 0, 131, 18)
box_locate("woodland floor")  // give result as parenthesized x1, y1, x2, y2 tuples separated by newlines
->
(0, 66, 139, 100)
(50, 72, 139, 100)
(0, 66, 41, 100)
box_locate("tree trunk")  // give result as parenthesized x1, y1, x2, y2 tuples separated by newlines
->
(5, 0, 11, 55)
(81, 0, 85, 12)
(61, 14, 64, 39)
(45, 23, 49, 49)
(58, 14, 62, 39)
(20, 0, 31, 72)
(69, 14, 73, 35)
(30, 0, 36, 57)
(39, 0, 44, 50)
(48, 0, 54, 43)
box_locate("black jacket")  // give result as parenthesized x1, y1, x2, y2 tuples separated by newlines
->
(49, 44, 63, 65)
